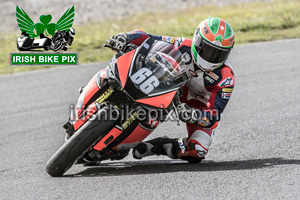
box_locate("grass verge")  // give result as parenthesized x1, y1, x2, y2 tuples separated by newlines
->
(1, 0, 300, 74)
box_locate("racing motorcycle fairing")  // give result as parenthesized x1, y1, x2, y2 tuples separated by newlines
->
(93, 127, 123, 151)
(62, 38, 189, 165)
(71, 83, 111, 132)
(110, 38, 188, 108)
(135, 90, 177, 109)
(116, 49, 136, 88)
(68, 38, 189, 134)
(92, 122, 153, 152)
(112, 123, 153, 151)
(76, 73, 100, 111)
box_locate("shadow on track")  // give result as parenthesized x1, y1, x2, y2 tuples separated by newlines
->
(66, 157, 300, 177)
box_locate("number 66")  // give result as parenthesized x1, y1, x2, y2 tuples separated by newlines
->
(131, 68, 159, 94)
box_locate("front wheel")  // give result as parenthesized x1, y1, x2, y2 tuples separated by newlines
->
(46, 104, 118, 177)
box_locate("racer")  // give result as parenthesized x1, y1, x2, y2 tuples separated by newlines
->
(107, 17, 235, 163)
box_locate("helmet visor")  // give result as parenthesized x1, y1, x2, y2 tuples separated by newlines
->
(194, 35, 231, 64)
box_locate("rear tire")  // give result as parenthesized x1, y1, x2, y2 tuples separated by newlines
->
(46, 105, 118, 177)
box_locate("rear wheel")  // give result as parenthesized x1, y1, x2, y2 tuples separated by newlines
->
(46, 105, 118, 177)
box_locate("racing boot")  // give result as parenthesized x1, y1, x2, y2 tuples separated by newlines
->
(132, 137, 203, 164)
(132, 137, 180, 159)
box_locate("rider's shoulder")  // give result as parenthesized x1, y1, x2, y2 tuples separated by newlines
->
(222, 61, 235, 78)
(217, 62, 235, 88)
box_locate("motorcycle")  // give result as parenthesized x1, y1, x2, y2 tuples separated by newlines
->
(46, 38, 189, 177)
(49, 28, 75, 51)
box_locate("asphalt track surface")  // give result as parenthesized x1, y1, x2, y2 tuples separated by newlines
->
(1, 39, 299, 199)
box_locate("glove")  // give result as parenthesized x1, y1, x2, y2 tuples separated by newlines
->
(109, 33, 129, 51)
(177, 103, 199, 124)
(108, 33, 137, 52)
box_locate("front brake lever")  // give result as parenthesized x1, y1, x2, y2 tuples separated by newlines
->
(103, 43, 121, 53)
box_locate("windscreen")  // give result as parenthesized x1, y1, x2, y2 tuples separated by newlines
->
(126, 40, 188, 99)
(144, 41, 186, 81)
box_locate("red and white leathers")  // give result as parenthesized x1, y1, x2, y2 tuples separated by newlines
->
(125, 29, 235, 160)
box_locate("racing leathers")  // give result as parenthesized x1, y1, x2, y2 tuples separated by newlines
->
(113, 29, 235, 162)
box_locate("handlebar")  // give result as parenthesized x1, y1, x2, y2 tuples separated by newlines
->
(103, 43, 121, 53)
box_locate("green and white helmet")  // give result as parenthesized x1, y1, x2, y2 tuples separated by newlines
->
(191, 17, 235, 72)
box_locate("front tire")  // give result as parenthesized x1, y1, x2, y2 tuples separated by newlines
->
(46, 105, 118, 177)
